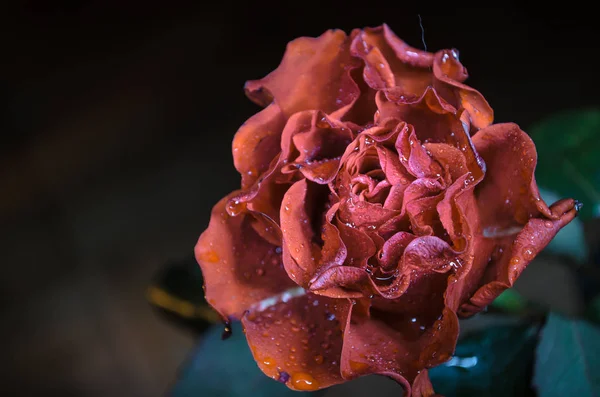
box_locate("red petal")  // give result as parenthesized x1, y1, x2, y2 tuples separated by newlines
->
(460, 199, 577, 316)
(349, 25, 433, 95)
(340, 273, 458, 394)
(458, 123, 579, 316)
(245, 29, 360, 118)
(195, 192, 296, 320)
(433, 49, 494, 130)
(473, 123, 554, 229)
(280, 180, 330, 286)
(232, 104, 286, 188)
(242, 293, 351, 391)
(377, 87, 485, 180)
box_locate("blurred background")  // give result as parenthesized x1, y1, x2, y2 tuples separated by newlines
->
(0, 2, 597, 396)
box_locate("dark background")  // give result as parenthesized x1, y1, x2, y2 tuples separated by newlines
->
(0, 2, 596, 396)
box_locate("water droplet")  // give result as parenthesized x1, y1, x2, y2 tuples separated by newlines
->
(222, 321, 232, 340)
(262, 357, 276, 368)
(316, 117, 329, 129)
(314, 354, 324, 364)
(291, 372, 319, 391)
(255, 268, 265, 276)
(544, 221, 553, 229)
(226, 199, 246, 216)
(275, 246, 283, 254)
(523, 246, 535, 260)
(289, 354, 296, 361)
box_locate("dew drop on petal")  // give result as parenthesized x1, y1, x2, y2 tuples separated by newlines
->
(523, 246, 535, 260)
(226, 199, 246, 216)
(291, 372, 319, 391)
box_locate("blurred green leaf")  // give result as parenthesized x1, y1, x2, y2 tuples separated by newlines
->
(491, 288, 529, 314)
(429, 323, 538, 397)
(530, 108, 600, 220)
(586, 295, 600, 325)
(533, 313, 600, 397)
(170, 322, 314, 397)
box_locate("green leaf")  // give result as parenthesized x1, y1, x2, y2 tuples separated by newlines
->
(428, 323, 538, 397)
(170, 322, 315, 397)
(530, 108, 600, 220)
(491, 288, 529, 314)
(533, 313, 600, 397)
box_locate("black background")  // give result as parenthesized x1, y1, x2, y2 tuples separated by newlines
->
(0, 1, 597, 396)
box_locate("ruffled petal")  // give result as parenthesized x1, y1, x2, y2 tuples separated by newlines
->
(473, 123, 555, 229)
(460, 199, 577, 316)
(195, 192, 297, 320)
(232, 104, 286, 188)
(378, 87, 485, 180)
(280, 180, 331, 286)
(458, 123, 579, 316)
(242, 292, 351, 391)
(245, 29, 360, 118)
(349, 25, 433, 95)
(340, 273, 458, 395)
(433, 49, 494, 131)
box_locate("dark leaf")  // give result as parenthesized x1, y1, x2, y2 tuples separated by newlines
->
(533, 313, 600, 397)
(428, 322, 538, 397)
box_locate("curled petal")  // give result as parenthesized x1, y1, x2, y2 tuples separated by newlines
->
(309, 266, 371, 298)
(242, 292, 351, 391)
(433, 49, 494, 130)
(232, 104, 286, 188)
(280, 180, 328, 286)
(245, 29, 360, 118)
(425, 142, 468, 184)
(459, 199, 577, 316)
(340, 273, 457, 395)
(402, 236, 459, 273)
(349, 25, 433, 96)
(195, 192, 296, 320)
(473, 122, 555, 230)
(378, 87, 485, 180)
(378, 231, 416, 271)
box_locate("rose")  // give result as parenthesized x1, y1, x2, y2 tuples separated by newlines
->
(195, 24, 577, 395)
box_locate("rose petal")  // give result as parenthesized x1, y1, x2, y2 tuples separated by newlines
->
(378, 87, 485, 180)
(309, 266, 371, 298)
(242, 293, 351, 391)
(245, 29, 360, 118)
(411, 370, 440, 397)
(425, 142, 469, 184)
(459, 199, 577, 316)
(280, 180, 331, 286)
(340, 273, 457, 394)
(378, 231, 417, 271)
(195, 192, 296, 319)
(433, 49, 494, 130)
(232, 104, 286, 188)
(350, 25, 433, 95)
(473, 123, 559, 229)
